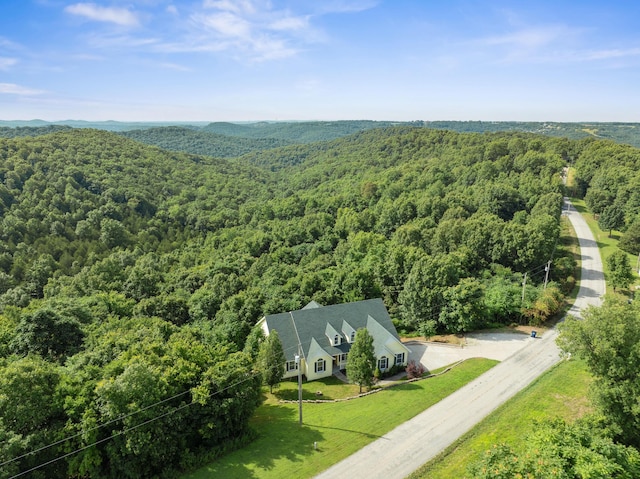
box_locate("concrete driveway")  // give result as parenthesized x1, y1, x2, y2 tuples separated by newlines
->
(407, 331, 536, 371)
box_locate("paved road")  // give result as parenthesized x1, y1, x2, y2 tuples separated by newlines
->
(315, 198, 605, 479)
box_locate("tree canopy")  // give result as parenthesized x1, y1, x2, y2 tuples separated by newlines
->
(558, 297, 640, 448)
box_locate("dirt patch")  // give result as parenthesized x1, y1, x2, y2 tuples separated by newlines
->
(402, 334, 465, 346)
(402, 326, 545, 346)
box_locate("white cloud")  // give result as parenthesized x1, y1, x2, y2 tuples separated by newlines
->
(469, 24, 590, 64)
(0, 57, 18, 70)
(61, 0, 375, 63)
(203, 0, 258, 15)
(157, 61, 192, 71)
(0, 83, 45, 96)
(186, 1, 321, 61)
(585, 47, 640, 61)
(195, 11, 252, 38)
(481, 25, 575, 50)
(0, 36, 22, 50)
(269, 16, 309, 32)
(84, 32, 159, 49)
(65, 3, 140, 27)
(311, 0, 379, 14)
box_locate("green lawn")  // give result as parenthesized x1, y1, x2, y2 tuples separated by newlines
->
(571, 198, 640, 290)
(408, 358, 592, 479)
(183, 358, 497, 479)
(571, 198, 620, 268)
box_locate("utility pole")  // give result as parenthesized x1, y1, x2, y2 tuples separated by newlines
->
(295, 344, 302, 426)
(543, 260, 551, 289)
(290, 310, 303, 426)
(521, 272, 527, 305)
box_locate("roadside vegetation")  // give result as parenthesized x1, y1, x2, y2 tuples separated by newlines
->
(413, 145, 640, 477)
(410, 359, 592, 478)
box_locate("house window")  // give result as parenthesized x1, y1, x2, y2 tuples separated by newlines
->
(394, 353, 405, 366)
(350, 331, 355, 342)
(340, 353, 348, 362)
(378, 356, 388, 371)
(315, 358, 326, 373)
(334, 334, 341, 345)
(286, 360, 298, 372)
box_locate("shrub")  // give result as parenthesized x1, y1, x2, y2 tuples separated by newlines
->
(406, 359, 426, 379)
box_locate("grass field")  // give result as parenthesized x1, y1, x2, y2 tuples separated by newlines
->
(408, 358, 592, 479)
(571, 198, 620, 271)
(183, 358, 497, 479)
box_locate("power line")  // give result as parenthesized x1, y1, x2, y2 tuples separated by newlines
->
(2, 340, 301, 472)
(0, 387, 192, 468)
(8, 369, 263, 479)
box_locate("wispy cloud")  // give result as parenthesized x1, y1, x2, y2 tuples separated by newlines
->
(482, 25, 571, 49)
(60, 0, 376, 63)
(156, 61, 192, 71)
(83, 32, 159, 49)
(65, 3, 140, 27)
(187, 0, 308, 61)
(0, 36, 23, 50)
(0, 83, 45, 96)
(0, 57, 18, 70)
(470, 23, 591, 64)
(584, 47, 640, 61)
(311, 0, 379, 14)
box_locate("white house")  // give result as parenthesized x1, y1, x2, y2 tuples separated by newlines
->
(256, 298, 410, 382)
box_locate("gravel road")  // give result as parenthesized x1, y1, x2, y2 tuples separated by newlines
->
(314, 198, 605, 479)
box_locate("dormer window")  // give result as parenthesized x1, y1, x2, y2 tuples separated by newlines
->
(350, 331, 356, 343)
(334, 334, 341, 345)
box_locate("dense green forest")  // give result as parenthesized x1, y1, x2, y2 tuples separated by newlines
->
(120, 126, 291, 158)
(1, 124, 639, 477)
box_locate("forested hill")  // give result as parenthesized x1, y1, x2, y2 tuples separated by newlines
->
(0, 124, 72, 138)
(200, 120, 400, 143)
(0, 128, 272, 297)
(120, 126, 292, 158)
(2, 125, 639, 478)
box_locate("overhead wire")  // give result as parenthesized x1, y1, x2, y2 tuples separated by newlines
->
(8, 367, 266, 479)
(5, 341, 303, 478)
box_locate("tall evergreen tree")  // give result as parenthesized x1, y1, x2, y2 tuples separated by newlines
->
(257, 329, 286, 393)
(346, 328, 376, 393)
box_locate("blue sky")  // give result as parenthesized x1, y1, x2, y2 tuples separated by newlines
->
(1, 0, 640, 122)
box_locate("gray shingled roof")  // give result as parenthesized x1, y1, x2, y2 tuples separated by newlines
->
(262, 298, 399, 361)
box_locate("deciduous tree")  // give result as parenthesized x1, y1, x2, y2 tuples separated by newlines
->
(606, 250, 635, 292)
(11, 307, 84, 361)
(599, 203, 626, 237)
(558, 297, 640, 447)
(469, 419, 640, 479)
